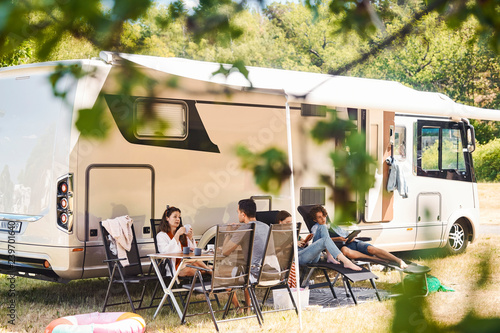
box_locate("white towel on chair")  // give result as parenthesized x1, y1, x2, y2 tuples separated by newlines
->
(102, 215, 134, 266)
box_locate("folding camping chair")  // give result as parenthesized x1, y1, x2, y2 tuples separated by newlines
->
(100, 220, 158, 312)
(296, 205, 382, 305)
(180, 223, 259, 332)
(256, 210, 280, 226)
(149, 218, 220, 310)
(248, 223, 297, 322)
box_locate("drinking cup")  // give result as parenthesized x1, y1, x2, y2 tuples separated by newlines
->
(183, 246, 190, 254)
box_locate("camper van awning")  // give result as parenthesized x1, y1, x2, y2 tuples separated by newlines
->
(101, 51, 500, 121)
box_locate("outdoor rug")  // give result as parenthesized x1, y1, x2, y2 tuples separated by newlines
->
(265, 287, 390, 310)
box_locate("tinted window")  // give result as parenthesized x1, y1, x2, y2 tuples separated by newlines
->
(134, 99, 187, 139)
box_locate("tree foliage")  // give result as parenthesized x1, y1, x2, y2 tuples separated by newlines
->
(474, 138, 500, 182)
(1, 1, 500, 332)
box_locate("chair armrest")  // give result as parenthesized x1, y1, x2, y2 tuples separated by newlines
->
(185, 264, 212, 273)
(103, 258, 127, 263)
(357, 237, 372, 242)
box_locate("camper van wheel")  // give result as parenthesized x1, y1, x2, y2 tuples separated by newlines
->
(444, 220, 469, 255)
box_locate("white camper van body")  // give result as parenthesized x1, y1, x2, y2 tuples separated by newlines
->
(1, 52, 498, 281)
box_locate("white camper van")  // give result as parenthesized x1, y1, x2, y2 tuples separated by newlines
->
(1, 52, 499, 282)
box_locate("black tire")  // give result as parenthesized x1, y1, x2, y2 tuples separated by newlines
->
(444, 220, 469, 255)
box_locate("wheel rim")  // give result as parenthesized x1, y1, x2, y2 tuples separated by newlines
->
(448, 223, 465, 251)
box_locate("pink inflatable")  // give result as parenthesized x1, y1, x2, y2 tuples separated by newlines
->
(45, 312, 146, 333)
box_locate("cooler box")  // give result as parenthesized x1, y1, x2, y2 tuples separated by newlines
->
(273, 288, 309, 309)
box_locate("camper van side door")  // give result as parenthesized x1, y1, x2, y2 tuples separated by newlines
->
(414, 119, 474, 249)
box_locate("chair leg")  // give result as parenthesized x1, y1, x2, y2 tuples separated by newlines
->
(137, 281, 148, 310)
(222, 290, 235, 319)
(213, 293, 221, 309)
(149, 280, 160, 307)
(102, 279, 114, 312)
(181, 272, 199, 325)
(286, 285, 299, 315)
(102, 264, 118, 312)
(248, 287, 263, 326)
(322, 269, 337, 299)
(300, 267, 316, 288)
(370, 278, 382, 302)
(116, 268, 136, 313)
(122, 282, 137, 312)
(261, 287, 271, 307)
(343, 278, 357, 305)
(199, 273, 220, 332)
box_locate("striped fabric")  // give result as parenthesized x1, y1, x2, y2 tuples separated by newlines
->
(288, 262, 297, 288)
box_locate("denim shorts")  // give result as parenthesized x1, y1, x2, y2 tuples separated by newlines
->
(344, 240, 371, 255)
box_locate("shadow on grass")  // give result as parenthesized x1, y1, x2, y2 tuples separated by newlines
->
(394, 248, 447, 261)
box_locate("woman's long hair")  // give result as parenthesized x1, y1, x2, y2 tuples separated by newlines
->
(159, 206, 187, 246)
(276, 210, 291, 224)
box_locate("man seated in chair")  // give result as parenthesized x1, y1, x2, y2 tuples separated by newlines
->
(309, 205, 408, 269)
(224, 198, 269, 312)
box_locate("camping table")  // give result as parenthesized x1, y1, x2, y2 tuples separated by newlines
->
(148, 252, 213, 319)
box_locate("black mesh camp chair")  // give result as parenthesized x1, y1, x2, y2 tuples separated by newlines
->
(248, 223, 297, 322)
(180, 223, 259, 332)
(256, 210, 280, 226)
(297, 205, 406, 271)
(100, 221, 158, 312)
(296, 205, 382, 305)
(297, 204, 372, 244)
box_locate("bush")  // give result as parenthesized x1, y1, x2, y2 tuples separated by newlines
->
(474, 138, 500, 182)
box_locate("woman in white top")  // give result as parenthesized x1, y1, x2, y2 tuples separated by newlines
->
(157, 206, 209, 277)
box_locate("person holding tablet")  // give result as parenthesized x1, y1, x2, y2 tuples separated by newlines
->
(276, 210, 361, 271)
(309, 205, 408, 269)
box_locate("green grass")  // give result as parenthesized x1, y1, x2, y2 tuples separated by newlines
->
(1, 235, 500, 332)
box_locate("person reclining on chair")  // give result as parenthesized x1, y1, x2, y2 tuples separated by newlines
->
(276, 210, 360, 271)
(309, 205, 408, 269)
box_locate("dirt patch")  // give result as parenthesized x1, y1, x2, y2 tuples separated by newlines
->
(478, 183, 500, 225)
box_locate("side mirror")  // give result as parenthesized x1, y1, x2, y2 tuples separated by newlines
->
(466, 124, 476, 153)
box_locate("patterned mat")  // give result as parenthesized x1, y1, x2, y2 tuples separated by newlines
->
(266, 287, 390, 309)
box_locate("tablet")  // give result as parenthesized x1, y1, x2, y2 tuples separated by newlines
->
(346, 230, 361, 242)
(303, 233, 314, 243)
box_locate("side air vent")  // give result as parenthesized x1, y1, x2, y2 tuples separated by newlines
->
(300, 187, 326, 206)
(301, 104, 327, 117)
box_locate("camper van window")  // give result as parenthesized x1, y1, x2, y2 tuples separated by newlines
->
(421, 127, 440, 170)
(394, 126, 406, 160)
(134, 99, 188, 139)
(416, 121, 471, 182)
(442, 128, 466, 171)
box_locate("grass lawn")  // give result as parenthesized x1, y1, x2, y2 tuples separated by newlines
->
(1, 183, 499, 332)
(1, 233, 499, 333)
(477, 183, 500, 224)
